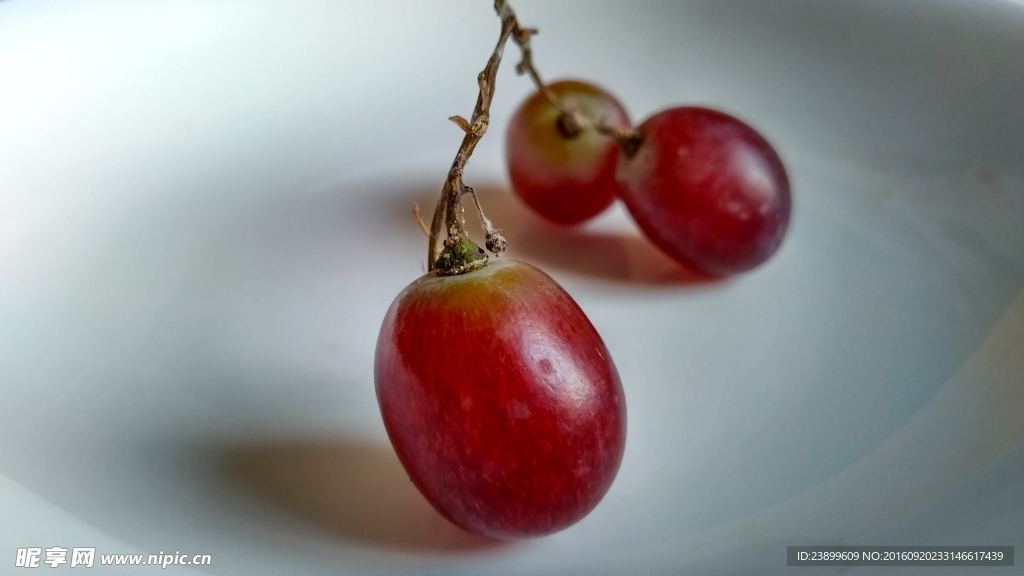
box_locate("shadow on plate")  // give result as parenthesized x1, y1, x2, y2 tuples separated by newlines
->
(219, 439, 511, 553)
(386, 183, 721, 287)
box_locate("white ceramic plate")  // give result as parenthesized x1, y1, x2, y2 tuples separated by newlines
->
(2, 1, 1023, 574)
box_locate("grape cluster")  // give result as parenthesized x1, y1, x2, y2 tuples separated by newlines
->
(506, 81, 791, 277)
(376, 3, 792, 543)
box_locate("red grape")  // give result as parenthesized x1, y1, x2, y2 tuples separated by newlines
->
(506, 80, 630, 225)
(375, 259, 626, 538)
(616, 107, 791, 276)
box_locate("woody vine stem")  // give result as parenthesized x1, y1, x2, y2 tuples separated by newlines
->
(426, 0, 636, 275)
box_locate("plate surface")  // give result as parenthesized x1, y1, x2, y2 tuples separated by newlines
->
(1, 1, 1023, 574)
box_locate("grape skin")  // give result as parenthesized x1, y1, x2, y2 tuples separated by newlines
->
(506, 80, 631, 225)
(374, 259, 626, 539)
(616, 106, 791, 276)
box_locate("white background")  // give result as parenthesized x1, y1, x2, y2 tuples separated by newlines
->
(1, 1, 1023, 574)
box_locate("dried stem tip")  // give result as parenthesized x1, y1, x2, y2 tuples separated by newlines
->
(434, 235, 489, 276)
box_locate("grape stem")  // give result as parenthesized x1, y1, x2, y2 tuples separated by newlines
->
(427, 0, 519, 271)
(427, 0, 636, 273)
(507, 22, 639, 152)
